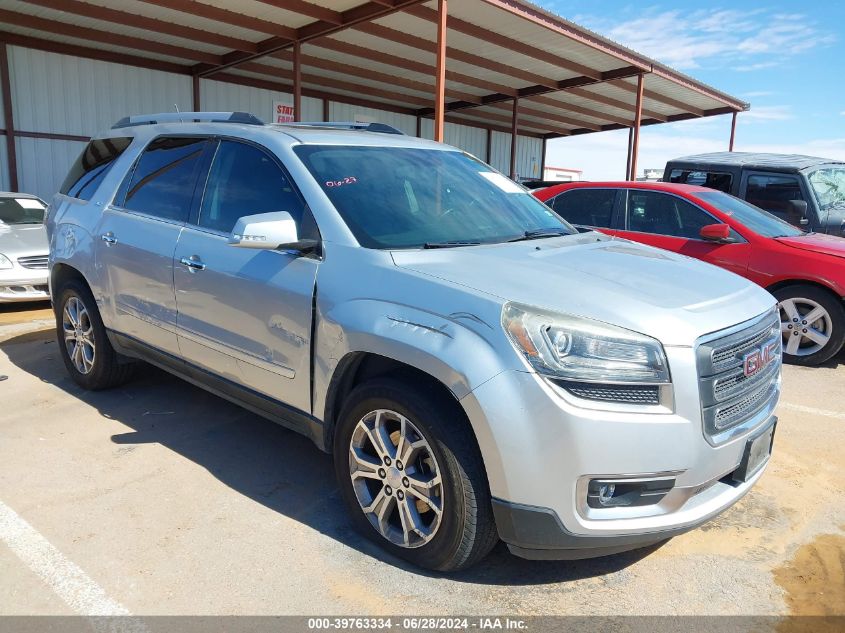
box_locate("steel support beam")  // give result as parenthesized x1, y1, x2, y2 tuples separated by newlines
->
(434, 0, 447, 143)
(540, 137, 547, 179)
(192, 74, 200, 111)
(625, 127, 633, 180)
(729, 111, 737, 151)
(510, 97, 519, 179)
(629, 74, 644, 182)
(293, 41, 302, 122)
(0, 43, 17, 191)
(486, 128, 492, 164)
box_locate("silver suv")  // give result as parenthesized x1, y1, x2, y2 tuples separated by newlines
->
(47, 112, 781, 571)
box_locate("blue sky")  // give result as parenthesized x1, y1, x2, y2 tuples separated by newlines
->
(537, 1, 844, 179)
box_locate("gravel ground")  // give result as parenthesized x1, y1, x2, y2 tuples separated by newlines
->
(0, 302, 843, 618)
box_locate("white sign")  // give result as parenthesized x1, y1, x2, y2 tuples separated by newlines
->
(273, 101, 295, 123)
(16, 198, 45, 209)
(479, 172, 524, 193)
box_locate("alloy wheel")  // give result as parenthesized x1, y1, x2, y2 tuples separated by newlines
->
(348, 409, 443, 548)
(62, 296, 96, 374)
(780, 297, 832, 357)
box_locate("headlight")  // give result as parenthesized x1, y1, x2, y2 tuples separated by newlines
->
(0, 254, 12, 270)
(502, 302, 670, 384)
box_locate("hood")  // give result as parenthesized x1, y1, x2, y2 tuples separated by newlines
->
(776, 232, 845, 259)
(0, 224, 49, 256)
(391, 233, 775, 347)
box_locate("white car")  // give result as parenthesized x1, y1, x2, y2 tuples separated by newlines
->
(0, 192, 49, 302)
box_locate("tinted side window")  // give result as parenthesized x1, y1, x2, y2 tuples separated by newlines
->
(745, 174, 805, 222)
(123, 137, 207, 222)
(198, 140, 306, 234)
(60, 137, 133, 200)
(550, 189, 616, 228)
(668, 169, 733, 193)
(627, 191, 716, 239)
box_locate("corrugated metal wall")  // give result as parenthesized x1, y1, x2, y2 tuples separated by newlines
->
(7, 46, 193, 200)
(489, 131, 511, 175)
(517, 136, 543, 181)
(16, 137, 86, 201)
(201, 79, 323, 123)
(0, 58, 8, 191)
(4, 45, 544, 200)
(328, 102, 417, 136)
(419, 119, 487, 161)
(0, 138, 9, 192)
(9, 47, 192, 135)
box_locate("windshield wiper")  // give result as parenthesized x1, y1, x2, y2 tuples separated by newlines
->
(506, 228, 571, 242)
(422, 240, 482, 249)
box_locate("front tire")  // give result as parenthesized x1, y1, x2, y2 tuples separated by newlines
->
(334, 378, 498, 571)
(54, 278, 134, 390)
(774, 284, 845, 366)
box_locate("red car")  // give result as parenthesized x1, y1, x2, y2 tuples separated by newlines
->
(534, 181, 845, 366)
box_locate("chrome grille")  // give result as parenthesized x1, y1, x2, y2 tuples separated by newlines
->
(711, 326, 775, 372)
(17, 255, 49, 269)
(697, 311, 781, 443)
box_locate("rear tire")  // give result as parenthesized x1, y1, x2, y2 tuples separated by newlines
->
(773, 284, 845, 366)
(333, 378, 498, 572)
(54, 278, 134, 390)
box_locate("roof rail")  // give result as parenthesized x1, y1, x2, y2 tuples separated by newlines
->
(279, 121, 405, 135)
(111, 111, 264, 129)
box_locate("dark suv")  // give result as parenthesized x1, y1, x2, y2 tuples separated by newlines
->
(664, 152, 845, 235)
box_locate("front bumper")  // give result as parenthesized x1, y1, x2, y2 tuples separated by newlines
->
(491, 455, 768, 560)
(460, 344, 778, 560)
(0, 274, 50, 302)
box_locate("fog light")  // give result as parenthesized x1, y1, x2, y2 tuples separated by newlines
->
(587, 477, 675, 509)
(597, 483, 616, 506)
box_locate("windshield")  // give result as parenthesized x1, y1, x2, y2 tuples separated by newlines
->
(697, 190, 803, 238)
(808, 166, 845, 210)
(293, 145, 575, 249)
(0, 197, 46, 225)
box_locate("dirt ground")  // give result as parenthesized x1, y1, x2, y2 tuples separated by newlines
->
(0, 302, 843, 618)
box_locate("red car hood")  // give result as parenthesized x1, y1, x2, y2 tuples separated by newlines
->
(776, 233, 845, 259)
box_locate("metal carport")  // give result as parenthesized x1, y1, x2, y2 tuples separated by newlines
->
(0, 0, 748, 194)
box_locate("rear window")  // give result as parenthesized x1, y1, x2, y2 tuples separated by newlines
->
(668, 169, 733, 193)
(60, 137, 133, 200)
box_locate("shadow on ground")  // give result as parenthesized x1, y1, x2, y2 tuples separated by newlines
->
(2, 327, 660, 585)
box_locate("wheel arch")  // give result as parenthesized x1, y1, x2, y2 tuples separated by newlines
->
(322, 351, 471, 454)
(765, 278, 845, 302)
(50, 262, 91, 302)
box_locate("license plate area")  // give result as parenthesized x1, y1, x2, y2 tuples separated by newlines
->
(732, 417, 776, 483)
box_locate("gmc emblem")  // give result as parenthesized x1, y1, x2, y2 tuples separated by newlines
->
(743, 338, 780, 377)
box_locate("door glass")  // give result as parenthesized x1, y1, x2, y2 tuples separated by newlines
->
(667, 169, 733, 193)
(550, 189, 616, 228)
(198, 140, 307, 234)
(745, 174, 805, 223)
(626, 191, 717, 239)
(122, 137, 207, 222)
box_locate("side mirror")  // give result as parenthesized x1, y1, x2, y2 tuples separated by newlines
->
(699, 223, 733, 242)
(228, 211, 299, 250)
(787, 200, 809, 226)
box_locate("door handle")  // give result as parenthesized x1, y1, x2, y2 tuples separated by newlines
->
(101, 232, 117, 245)
(179, 256, 206, 272)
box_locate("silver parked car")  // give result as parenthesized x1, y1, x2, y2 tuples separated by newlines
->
(0, 192, 50, 302)
(46, 113, 781, 571)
